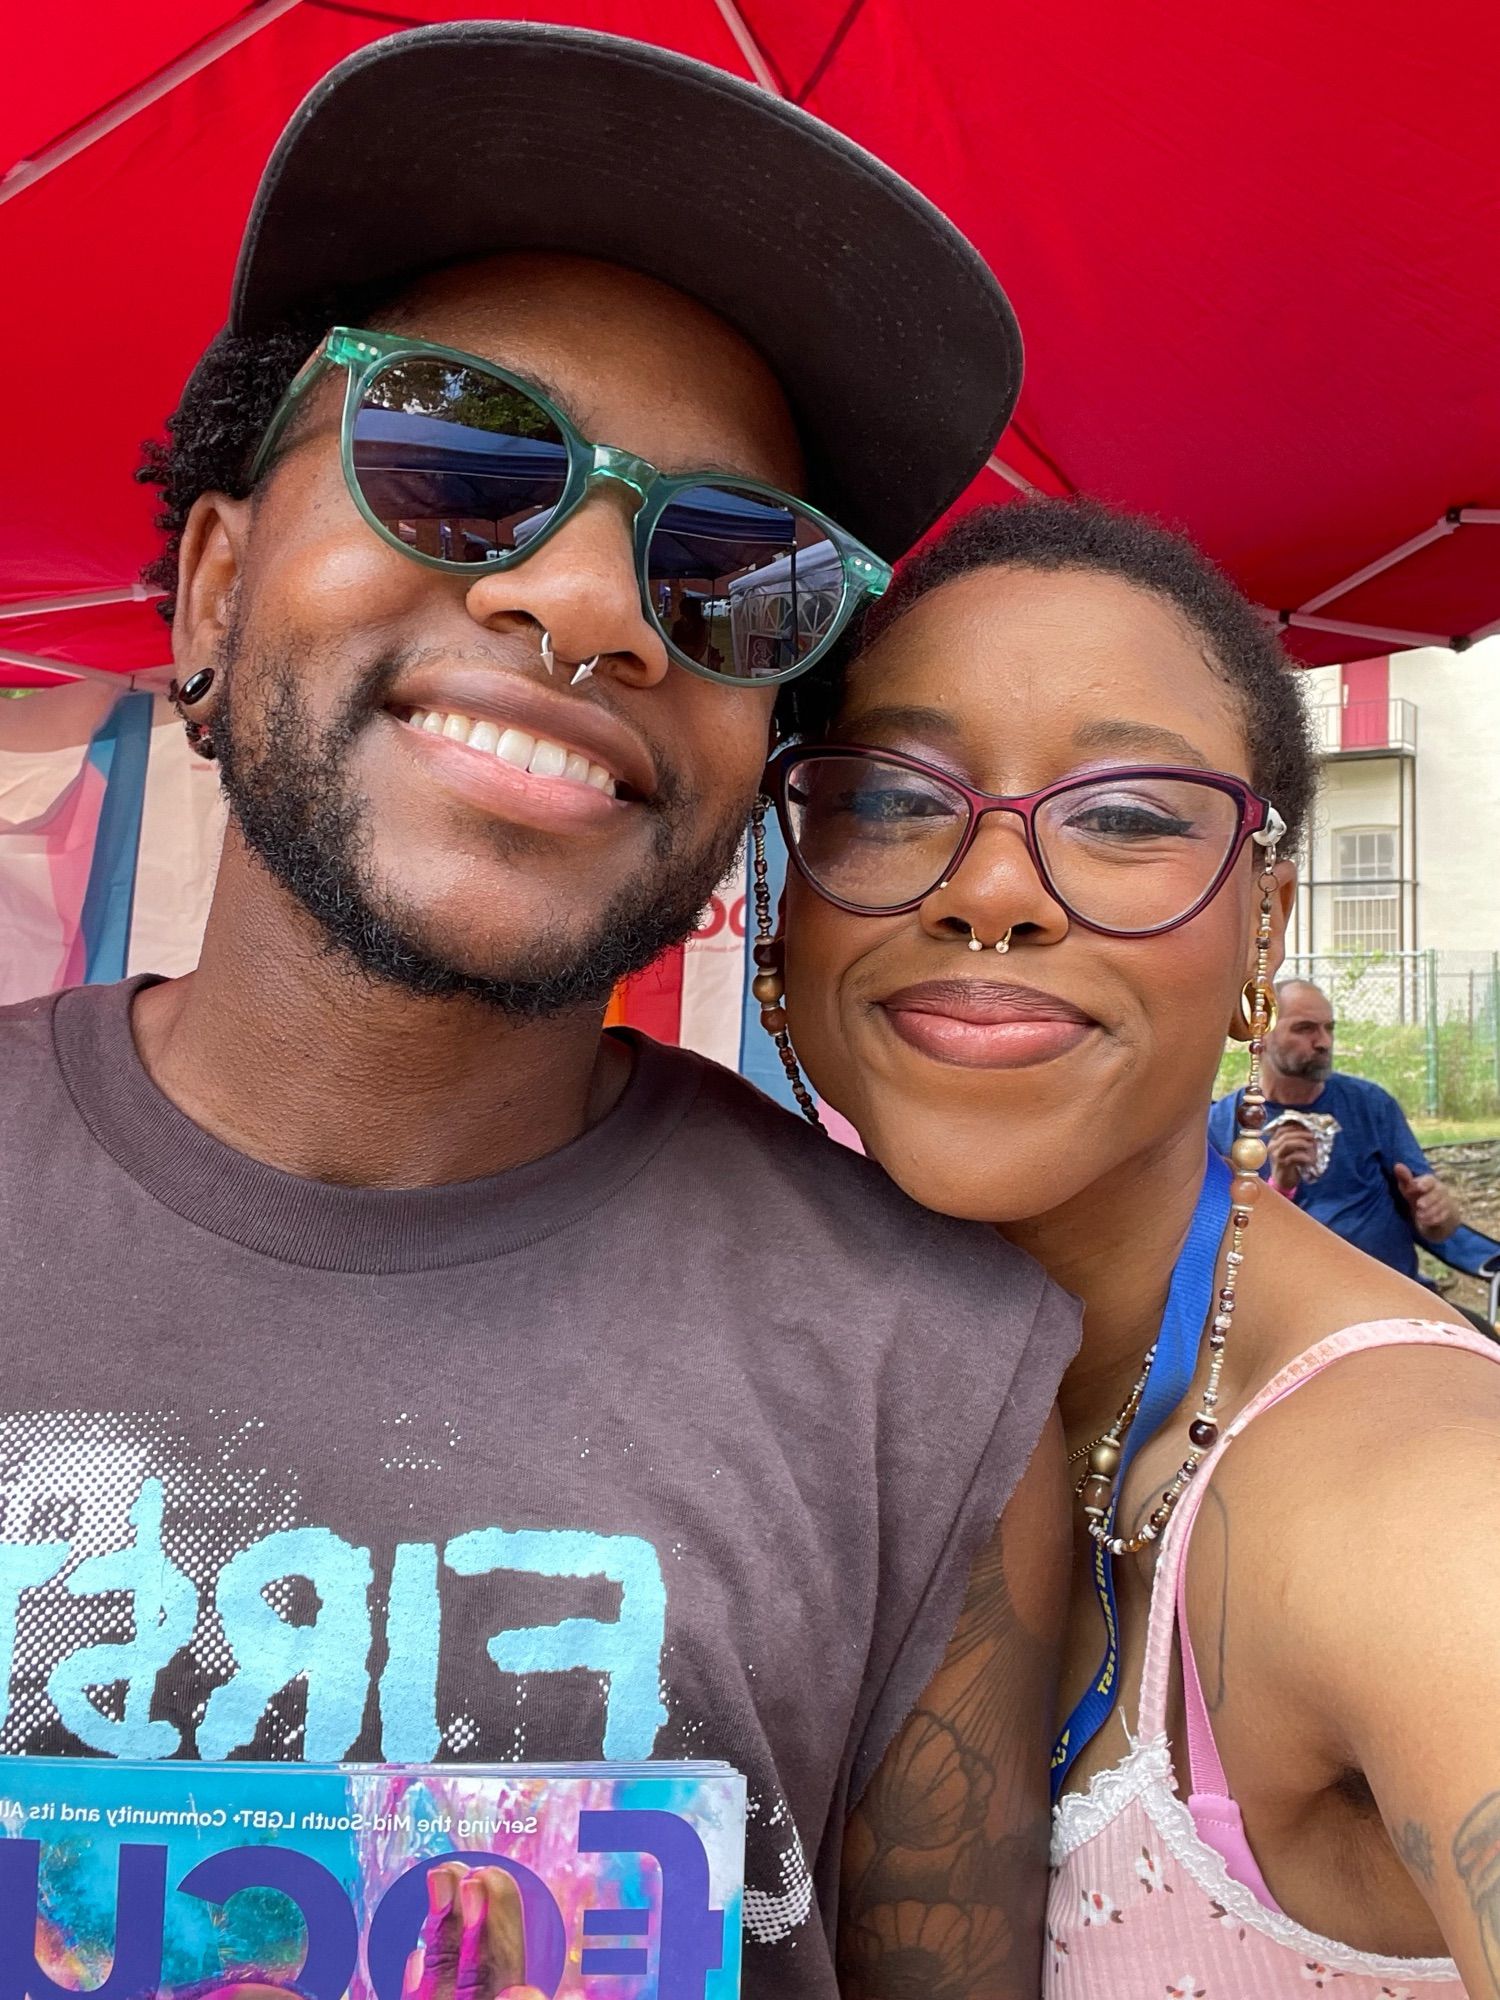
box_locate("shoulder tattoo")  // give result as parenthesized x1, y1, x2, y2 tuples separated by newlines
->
(837, 1527, 1056, 1999)
(1454, 1792, 1500, 1988)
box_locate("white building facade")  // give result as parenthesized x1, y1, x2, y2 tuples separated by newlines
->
(1290, 636, 1500, 959)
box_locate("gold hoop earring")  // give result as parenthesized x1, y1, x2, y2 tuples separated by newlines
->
(1228, 846, 1281, 1172)
(1234, 978, 1278, 1039)
(750, 802, 822, 1128)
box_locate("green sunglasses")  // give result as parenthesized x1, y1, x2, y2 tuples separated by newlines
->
(250, 327, 892, 687)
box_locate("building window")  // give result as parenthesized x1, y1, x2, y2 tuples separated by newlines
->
(1332, 826, 1399, 952)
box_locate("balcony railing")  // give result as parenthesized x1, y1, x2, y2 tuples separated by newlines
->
(1311, 697, 1418, 757)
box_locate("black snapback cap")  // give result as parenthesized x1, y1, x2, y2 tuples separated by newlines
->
(231, 21, 1022, 562)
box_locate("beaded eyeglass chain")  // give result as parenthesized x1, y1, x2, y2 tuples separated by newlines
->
(751, 804, 823, 1126)
(1075, 835, 1282, 1556)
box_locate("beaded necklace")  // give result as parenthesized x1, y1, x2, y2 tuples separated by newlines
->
(1051, 840, 1280, 1791)
(1073, 849, 1278, 1557)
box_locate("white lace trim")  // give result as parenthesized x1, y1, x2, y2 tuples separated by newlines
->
(1051, 1732, 1175, 1860)
(1053, 1734, 1461, 1984)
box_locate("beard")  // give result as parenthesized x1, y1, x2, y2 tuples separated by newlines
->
(1277, 1044, 1333, 1081)
(213, 636, 749, 1018)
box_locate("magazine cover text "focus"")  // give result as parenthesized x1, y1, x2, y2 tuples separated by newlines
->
(0, 1758, 745, 2000)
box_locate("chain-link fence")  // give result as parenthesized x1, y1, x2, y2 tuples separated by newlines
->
(1214, 950, 1500, 1120)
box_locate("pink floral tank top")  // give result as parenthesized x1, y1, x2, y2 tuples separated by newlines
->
(1048, 1318, 1497, 1998)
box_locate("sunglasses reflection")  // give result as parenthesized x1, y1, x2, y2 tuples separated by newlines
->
(330, 337, 863, 680)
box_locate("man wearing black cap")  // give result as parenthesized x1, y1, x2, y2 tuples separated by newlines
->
(0, 26, 1076, 1999)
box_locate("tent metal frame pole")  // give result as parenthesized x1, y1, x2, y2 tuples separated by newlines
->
(0, 0, 304, 206)
(709, 0, 785, 95)
(0, 647, 142, 690)
(986, 454, 1041, 495)
(1287, 508, 1500, 647)
(0, 584, 162, 620)
(1297, 518, 1457, 612)
(976, 490, 1494, 654)
(6, 0, 1495, 667)
(1279, 611, 1453, 649)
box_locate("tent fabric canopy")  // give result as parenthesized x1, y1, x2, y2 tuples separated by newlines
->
(3, 0, 1497, 686)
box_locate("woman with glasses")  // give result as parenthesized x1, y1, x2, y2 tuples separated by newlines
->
(759, 499, 1500, 1997)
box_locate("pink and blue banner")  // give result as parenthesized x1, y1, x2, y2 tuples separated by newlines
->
(0, 684, 857, 1139)
(0, 685, 150, 1000)
(0, 687, 224, 1006)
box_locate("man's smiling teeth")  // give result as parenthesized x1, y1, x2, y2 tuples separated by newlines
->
(407, 708, 617, 795)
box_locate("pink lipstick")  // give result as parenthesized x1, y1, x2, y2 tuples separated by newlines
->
(880, 978, 1098, 1070)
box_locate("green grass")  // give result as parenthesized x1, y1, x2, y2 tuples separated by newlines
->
(1410, 1117, 1500, 1147)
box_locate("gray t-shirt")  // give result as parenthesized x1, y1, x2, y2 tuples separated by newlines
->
(0, 977, 1078, 1996)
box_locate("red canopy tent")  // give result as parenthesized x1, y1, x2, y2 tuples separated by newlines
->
(2, 0, 1498, 690)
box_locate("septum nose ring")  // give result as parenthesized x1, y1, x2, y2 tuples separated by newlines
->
(539, 628, 600, 686)
(935, 882, 1013, 954)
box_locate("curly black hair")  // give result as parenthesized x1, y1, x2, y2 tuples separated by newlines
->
(136, 320, 324, 621)
(778, 496, 1318, 846)
(137, 288, 385, 623)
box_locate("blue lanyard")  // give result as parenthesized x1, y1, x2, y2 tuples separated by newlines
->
(1049, 1148, 1232, 1798)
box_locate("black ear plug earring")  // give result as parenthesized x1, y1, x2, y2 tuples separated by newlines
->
(168, 667, 218, 760)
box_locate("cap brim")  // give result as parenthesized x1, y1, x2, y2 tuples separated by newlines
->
(232, 22, 1021, 562)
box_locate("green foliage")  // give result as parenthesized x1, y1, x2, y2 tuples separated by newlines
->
(367, 360, 559, 440)
(1211, 951, 1500, 1123)
(1213, 1018, 1500, 1122)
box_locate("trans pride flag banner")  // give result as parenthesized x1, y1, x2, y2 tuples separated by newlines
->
(0, 686, 224, 1006)
(609, 815, 860, 1138)
(0, 685, 855, 1133)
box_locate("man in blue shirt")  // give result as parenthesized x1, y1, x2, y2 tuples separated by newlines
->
(1208, 978, 1463, 1277)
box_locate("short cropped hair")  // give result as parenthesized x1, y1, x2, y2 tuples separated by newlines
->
(779, 497, 1318, 846)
